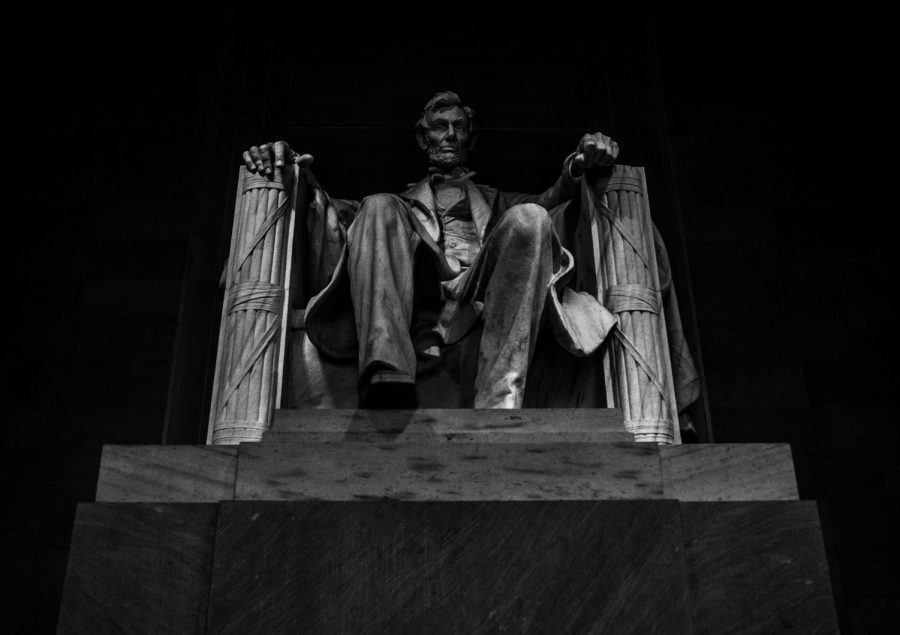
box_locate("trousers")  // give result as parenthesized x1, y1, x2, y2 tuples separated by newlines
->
(346, 193, 556, 408)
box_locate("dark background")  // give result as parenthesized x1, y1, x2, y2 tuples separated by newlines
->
(4, 3, 895, 632)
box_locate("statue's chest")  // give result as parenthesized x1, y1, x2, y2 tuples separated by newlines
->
(434, 182, 480, 266)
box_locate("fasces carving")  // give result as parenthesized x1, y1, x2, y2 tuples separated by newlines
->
(208, 92, 699, 444)
(207, 168, 298, 444)
(589, 169, 692, 441)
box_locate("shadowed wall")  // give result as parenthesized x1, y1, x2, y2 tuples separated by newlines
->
(3, 4, 894, 632)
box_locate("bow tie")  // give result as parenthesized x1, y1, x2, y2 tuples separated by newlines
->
(428, 167, 476, 183)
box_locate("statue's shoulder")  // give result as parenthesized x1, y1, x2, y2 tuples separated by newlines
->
(400, 177, 431, 204)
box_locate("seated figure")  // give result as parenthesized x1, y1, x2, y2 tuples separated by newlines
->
(243, 91, 619, 409)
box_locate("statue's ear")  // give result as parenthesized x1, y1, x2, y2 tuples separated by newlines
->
(467, 130, 477, 153)
(416, 129, 428, 150)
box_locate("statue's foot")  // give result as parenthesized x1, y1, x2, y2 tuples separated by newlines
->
(415, 345, 442, 376)
(359, 370, 418, 409)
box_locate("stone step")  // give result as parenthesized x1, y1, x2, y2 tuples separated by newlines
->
(96, 441, 799, 503)
(267, 407, 631, 443)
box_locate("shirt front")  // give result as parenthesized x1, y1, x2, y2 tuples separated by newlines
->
(431, 172, 480, 269)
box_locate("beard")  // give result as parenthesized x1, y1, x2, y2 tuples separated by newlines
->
(427, 146, 467, 171)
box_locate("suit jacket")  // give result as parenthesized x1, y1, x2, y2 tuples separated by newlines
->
(302, 157, 617, 360)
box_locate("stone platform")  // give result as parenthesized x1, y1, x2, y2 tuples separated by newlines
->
(58, 408, 838, 633)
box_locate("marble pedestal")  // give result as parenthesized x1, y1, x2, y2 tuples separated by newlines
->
(58, 408, 838, 633)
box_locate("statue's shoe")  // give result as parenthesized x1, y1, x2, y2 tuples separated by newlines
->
(415, 345, 442, 376)
(359, 370, 418, 409)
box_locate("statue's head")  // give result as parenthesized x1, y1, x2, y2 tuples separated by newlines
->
(415, 91, 477, 171)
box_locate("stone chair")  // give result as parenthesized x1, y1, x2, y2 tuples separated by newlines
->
(206, 163, 699, 445)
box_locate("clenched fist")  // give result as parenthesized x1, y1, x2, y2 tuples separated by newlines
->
(242, 141, 314, 175)
(572, 132, 619, 176)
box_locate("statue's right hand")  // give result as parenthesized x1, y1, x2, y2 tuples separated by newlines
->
(242, 141, 314, 175)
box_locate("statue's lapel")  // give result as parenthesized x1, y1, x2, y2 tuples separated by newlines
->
(400, 177, 441, 242)
(465, 180, 494, 244)
(401, 177, 435, 210)
(400, 175, 496, 245)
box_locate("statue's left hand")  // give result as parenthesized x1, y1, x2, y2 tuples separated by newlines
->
(572, 133, 619, 174)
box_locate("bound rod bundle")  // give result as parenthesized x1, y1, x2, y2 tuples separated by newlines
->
(589, 166, 680, 444)
(208, 166, 298, 445)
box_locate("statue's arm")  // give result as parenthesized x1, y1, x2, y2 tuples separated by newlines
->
(305, 190, 359, 295)
(496, 132, 619, 211)
(241, 141, 359, 295)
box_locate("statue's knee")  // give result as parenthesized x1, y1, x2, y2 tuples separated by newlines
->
(361, 193, 401, 208)
(503, 203, 551, 236)
(357, 193, 405, 227)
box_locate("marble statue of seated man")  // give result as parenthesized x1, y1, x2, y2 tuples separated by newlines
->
(242, 91, 619, 409)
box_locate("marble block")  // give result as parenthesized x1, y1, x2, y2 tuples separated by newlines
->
(207, 500, 692, 634)
(682, 501, 838, 633)
(57, 503, 217, 634)
(96, 445, 237, 503)
(95, 445, 237, 502)
(661, 443, 798, 501)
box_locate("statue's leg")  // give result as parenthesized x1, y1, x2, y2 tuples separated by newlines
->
(346, 193, 421, 407)
(463, 203, 555, 408)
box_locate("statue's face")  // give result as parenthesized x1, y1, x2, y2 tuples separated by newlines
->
(423, 105, 471, 170)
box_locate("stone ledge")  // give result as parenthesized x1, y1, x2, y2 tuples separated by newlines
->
(96, 440, 798, 503)
(96, 445, 237, 503)
(236, 441, 663, 501)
